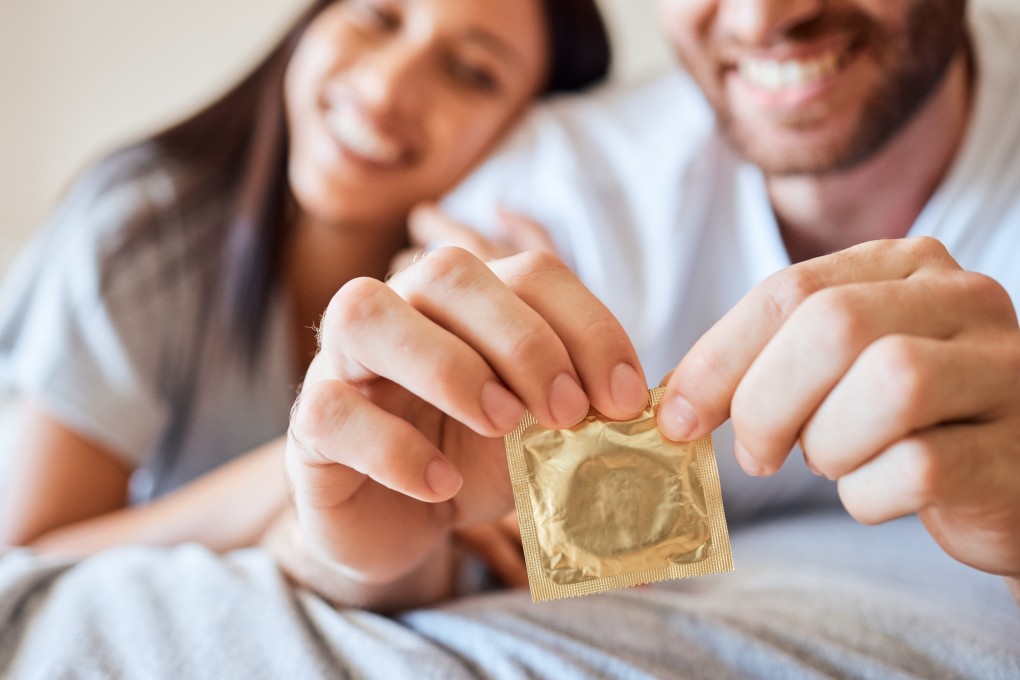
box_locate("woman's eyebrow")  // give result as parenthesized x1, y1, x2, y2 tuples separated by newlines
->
(464, 28, 527, 70)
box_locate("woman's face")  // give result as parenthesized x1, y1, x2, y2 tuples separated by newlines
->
(285, 0, 548, 229)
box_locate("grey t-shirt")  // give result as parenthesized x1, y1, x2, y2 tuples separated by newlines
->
(0, 152, 298, 501)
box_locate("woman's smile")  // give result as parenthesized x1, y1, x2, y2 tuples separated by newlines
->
(323, 99, 414, 170)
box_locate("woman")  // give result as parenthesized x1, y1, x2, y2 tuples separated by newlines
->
(0, 0, 610, 556)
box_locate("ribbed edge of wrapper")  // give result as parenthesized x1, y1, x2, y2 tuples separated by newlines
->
(505, 387, 734, 603)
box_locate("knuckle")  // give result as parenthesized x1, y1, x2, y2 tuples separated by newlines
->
(504, 319, 554, 365)
(798, 287, 869, 356)
(292, 380, 355, 449)
(868, 336, 929, 422)
(958, 271, 1016, 320)
(761, 266, 820, 324)
(905, 235, 954, 266)
(327, 277, 389, 332)
(414, 245, 479, 286)
(428, 349, 478, 406)
(505, 249, 568, 284)
(576, 310, 622, 344)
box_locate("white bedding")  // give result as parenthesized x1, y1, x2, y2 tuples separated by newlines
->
(1, 510, 1016, 679)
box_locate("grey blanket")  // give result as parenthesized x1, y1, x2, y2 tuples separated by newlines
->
(1, 510, 1017, 679)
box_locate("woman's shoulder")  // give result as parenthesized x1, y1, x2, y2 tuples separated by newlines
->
(62, 145, 186, 239)
(44, 145, 221, 304)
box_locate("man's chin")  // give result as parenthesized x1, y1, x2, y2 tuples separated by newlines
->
(725, 118, 868, 177)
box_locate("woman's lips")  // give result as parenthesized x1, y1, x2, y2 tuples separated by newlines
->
(324, 104, 409, 169)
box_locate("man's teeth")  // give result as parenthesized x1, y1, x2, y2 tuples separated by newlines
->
(327, 107, 402, 165)
(738, 51, 843, 92)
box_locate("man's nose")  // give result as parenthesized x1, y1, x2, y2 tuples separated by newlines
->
(718, 0, 824, 44)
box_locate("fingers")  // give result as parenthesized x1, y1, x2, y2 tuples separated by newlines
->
(726, 275, 1001, 474)
(338, 247, 640, 433)
(318, 276, 526, 437)
(836, 422, 997, 526)
(393, 247, 644, 423)
(326, 247, 643, 437)
(659, 237, 962, 445)
(387, 248, 592, 428)
(408, 202, 507, 260)
(289, 378, 463, 503)
(455, 515, 528, 588)
(802, 332, 1019, 480)
(403, 203, 557, 268)
(496, 208, 557, 253)
(488, 251, 648, 420)
(387, 248, 420, 276)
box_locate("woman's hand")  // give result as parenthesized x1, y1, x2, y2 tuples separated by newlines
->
(389, 203, 556, 272)
(454, 512, 528, 589)
(280, 248, 647, 607)
(658, 237, 1020, 583)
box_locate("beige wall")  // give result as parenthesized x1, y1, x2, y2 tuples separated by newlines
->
(0, 0, 308, 269)
(0, 0, 669, 272)
(1, 0, 1015, 272)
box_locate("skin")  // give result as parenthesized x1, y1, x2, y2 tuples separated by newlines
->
(0, 0, 548, 556)
(271, 0, 1020, 609)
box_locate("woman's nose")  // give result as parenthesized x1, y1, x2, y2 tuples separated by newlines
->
(351, 40, 428, 116)
(718, 0, 824, 45)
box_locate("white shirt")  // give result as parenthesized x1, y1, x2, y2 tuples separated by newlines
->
(442, 3, 1020, 524)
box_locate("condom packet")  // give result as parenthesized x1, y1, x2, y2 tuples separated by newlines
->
(505, 387, 733, 602)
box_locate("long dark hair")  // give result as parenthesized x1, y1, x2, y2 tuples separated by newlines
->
(102, 0, 610, 366)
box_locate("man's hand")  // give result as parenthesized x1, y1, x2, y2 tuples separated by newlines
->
(659, 237, 1020, 580)
(285, 248, 647, 602)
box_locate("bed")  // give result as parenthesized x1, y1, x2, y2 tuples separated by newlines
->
(1, 509, 1016, 679)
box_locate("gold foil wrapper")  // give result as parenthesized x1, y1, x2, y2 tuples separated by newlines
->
(506, 387, 733, 602)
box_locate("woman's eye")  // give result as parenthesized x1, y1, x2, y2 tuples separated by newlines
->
(352, 0, 400, 32)
(448, 59, 499, 94)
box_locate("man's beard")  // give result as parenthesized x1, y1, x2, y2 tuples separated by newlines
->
(713, 0, 969, 177)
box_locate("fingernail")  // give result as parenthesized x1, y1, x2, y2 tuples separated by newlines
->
(425, 457, 463, 499)
(610, 363, 648, 413)
(548, 373, 589, 425)
(481, 381, 525, 432)
(734, 440, 764, 477)
(658, 394, 699, 441)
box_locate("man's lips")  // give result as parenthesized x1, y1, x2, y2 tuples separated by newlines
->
(738, 49, 845, 92)
(724, 39, 862, 109)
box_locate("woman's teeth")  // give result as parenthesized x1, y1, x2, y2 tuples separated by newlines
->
(738, 50, 844, 92)
(326, 106, 403, 166)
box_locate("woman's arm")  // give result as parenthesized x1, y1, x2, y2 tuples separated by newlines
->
(0, 400, 289, 557)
